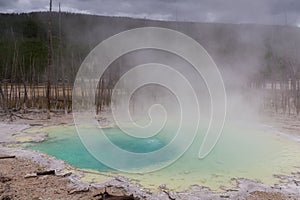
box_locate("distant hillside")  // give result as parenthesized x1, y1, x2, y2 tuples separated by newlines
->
(0, 12, 300, 85)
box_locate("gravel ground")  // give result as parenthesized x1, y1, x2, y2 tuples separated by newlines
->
(0, 155, 138, 200)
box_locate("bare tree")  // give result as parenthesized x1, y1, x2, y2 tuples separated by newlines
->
(58, 2, 67, 114)
(46, 0, 53, 119)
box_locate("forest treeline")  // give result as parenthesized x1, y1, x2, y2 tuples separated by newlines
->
(0, 12, 300, 115)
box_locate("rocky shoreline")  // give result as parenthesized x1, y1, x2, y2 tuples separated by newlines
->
(1, 112, 300, 199)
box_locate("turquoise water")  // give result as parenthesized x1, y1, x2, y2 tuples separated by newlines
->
(27, 126, 169, 171)
(27, 122, 300, 190)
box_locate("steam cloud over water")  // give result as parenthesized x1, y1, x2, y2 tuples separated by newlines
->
(73, 27, 227, 171)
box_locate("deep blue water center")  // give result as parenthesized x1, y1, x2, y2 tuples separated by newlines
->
(103, 127, 166, 153)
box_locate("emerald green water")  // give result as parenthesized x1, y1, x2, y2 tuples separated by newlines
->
(27, 122, 300, 191)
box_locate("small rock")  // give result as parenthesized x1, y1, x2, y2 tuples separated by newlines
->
(293, 179, 300, 186)
(1, 195, 12, 200)
(159, 184, 167, 190)
(32, 197, 42, 200)
(0, 176, 12, 183)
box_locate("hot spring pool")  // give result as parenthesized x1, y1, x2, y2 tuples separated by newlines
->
(26, 122, 300, 191)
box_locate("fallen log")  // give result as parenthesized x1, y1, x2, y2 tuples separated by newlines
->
(57, 172, 72, 177)
(24, 173, 37, 179)
(12, 113, 35, 120)
(36, 170, 55, 176)
(97, 193, 136, 200)
(29, 123, 44, 126)
(0, 155, 16, 159)
(220, 194, 230, 198)
(25, 170, 55, 178)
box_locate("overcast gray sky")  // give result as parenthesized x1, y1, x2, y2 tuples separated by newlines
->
(1, 0, 300, 27)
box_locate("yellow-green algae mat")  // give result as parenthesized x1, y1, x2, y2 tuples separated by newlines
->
(25, 123, 300, 192)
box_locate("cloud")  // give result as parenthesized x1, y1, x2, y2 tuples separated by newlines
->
(0, 0, 18, 8)
(270, 0, 300, 14)
(0, 0, 300, 26)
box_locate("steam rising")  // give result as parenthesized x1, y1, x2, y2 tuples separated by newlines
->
(72, 27, 227, 171)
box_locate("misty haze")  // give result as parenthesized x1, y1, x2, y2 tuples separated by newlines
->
(1, 0, 300, 200)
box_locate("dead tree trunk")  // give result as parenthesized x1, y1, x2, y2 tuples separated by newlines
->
(46, 0, 53, 119)
(0, 81, 7, 112)
(296, 80, 299, 116)
(58, 3, 67, 114)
